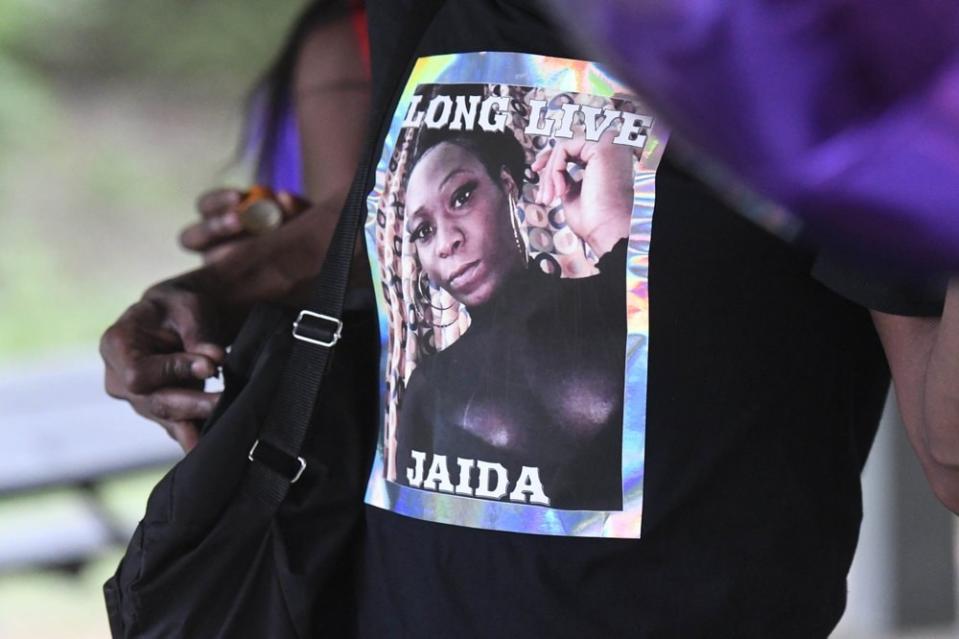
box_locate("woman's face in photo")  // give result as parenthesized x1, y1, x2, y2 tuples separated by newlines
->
(406, 141, 522, 307)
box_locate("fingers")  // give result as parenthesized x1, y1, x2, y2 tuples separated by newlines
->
(201, 240, 248, 265)
(274, 190, 312, 217)
(182, 189, 246, 254)
(100, 290, 224, 454)
(196, 188, 242, 218)
(530, 147, 550, 173)
(179, 214, 244, 252)
(165, 421, 201, 452)
(549, 146, 569, 204)
(533, 142, 573, 206)
(130, 389, 221, 450)
(143, 286, 227, 361)
(101, 304, 175, 399)
(139, 388, 222, 423)
(129, 352, 220, 395)
(185, 188, 309, 256)
(104, 348, 218, 398)
(186, 341, 227, 364)
(532, 147, 555, 204)
(168, 312, 227, 363)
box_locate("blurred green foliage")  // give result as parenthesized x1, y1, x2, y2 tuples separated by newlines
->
(0, 0, 303, 92)
(0, 0, 305, 358)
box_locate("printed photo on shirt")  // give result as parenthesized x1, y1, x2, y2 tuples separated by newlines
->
(364, 52, 667, 538)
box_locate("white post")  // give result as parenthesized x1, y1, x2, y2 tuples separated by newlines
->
(836, 393, 957, 637)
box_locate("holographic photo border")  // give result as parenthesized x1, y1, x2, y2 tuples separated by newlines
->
(363, 52, 667, 538)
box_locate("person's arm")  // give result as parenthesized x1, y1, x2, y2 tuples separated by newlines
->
(872, 280, 959, 514)
(172, 192, 350, 315)
(101, 13, 371, 451)
(100, 197, 341, 450)
(176, 10, 373, 317)
(177, 14, 371, 269)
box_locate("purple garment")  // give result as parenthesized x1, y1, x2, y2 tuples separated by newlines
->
(262, 108, 304, 194)
(257, 109, 303, 193)
(549, 0, 959, 272)
(248, 101, 304, 194)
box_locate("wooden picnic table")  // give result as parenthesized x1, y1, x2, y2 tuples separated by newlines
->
(0, 353, 183, 572)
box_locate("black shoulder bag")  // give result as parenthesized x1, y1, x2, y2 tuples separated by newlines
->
(103, 172, 377, 637)
(101, 5, 446, 632)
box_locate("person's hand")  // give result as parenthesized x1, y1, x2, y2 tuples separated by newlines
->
(532, 129, 635, 255)
(179, 188, 246, 264)
(100, 281, 227, 451)
(179, 188, 311, 264)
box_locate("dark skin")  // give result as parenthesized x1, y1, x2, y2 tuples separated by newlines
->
(100, 16, 371, 450)
(873, 293, 959, 513)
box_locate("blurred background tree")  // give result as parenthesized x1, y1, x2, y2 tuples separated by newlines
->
(0, 0, 303, 357)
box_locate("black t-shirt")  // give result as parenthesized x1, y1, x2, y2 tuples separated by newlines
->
(349, 2, 943, 637)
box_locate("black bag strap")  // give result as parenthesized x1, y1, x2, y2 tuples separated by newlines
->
(245, 2, 446, 505)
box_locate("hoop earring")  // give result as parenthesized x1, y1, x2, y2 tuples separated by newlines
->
(417, 274, 456, 312)
(429, 314, 461, 329)
(509, 194, 529, 266)
(413, 302, 461, 328)
(413, 278, 461, 328)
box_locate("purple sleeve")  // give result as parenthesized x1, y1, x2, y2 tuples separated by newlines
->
(547, 0, 959, 273)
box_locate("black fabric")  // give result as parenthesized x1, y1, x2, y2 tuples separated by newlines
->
(353, 2, 937, 638)
(367, 0, 446, 110)
(104, 303, 379, 638)
(812, 253, 946, 317)
(249, 438, 306, 482)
